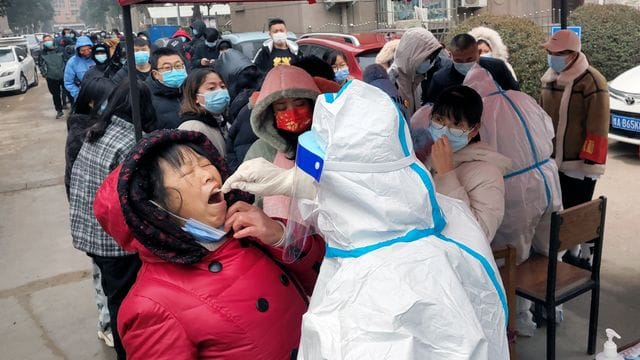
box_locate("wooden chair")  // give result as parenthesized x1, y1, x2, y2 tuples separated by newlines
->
(492, 245, 517, 360)
(515, 196, 607, 360)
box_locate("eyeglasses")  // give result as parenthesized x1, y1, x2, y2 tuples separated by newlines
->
(157, 62, 185, 72)
(430, 115, 477, 137)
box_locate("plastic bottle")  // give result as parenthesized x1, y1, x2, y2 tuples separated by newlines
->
(595, 328, 624, 360)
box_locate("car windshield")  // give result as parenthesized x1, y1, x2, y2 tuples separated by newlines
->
(237, 40, 264, 59)
(356, 51, 379, 70)
(0, 49, 15, 63)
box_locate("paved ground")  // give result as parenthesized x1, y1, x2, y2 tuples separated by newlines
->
(0, 78, 638, 359)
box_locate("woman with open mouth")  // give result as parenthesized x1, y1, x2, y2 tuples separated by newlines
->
(93, 129, 324, 359)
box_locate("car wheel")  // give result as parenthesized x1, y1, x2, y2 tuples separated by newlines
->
(19, 73, 28, 94)
(32, 69, 39, 87)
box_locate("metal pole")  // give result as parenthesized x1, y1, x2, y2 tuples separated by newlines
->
(561, 0, 568, 29)
(177, 3, 182, 26)
(122, 5, 143, 141)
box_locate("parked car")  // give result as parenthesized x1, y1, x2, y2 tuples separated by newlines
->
(221, 31, 297, 60)
(0, 45, 38, 94)
(608, 65, 640, 147)
(24, 34, 41, 62)
(296, 32, 391, 80)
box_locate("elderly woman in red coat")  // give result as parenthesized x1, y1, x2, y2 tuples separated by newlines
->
(94, 129, 324, 359)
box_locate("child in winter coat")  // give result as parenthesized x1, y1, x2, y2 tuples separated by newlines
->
(94, 130, 324, 359)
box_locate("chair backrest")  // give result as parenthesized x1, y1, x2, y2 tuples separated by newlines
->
(552, 197, 607, 253)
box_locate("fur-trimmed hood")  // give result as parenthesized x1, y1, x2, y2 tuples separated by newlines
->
(249, 66, 320, 157)
(468, 26, 509, 61)
(261, 38, 299, 55)
(375, 39, 400, 67)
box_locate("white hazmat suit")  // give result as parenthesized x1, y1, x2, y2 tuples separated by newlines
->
(293, 80, 509, 359)
(463, 66, 563, 263)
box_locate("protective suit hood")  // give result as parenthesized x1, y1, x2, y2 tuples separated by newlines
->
(309, 80, 437, 250)
(463, 63, 501, 97)
(297, 80, 509, 359)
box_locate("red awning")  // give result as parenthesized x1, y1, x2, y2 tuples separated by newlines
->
(118, 0, 313, 5)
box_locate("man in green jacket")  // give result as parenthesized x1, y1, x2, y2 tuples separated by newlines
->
(38, 35, 67, 119)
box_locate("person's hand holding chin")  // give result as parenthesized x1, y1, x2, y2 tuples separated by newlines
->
(223, 201, 285, 246)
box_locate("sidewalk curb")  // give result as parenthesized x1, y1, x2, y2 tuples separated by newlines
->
(0, 176, 64, 194)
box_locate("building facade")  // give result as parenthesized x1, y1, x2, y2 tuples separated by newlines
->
(0, 16, 10, 36)
(229, 1, 377, 34)
(229, 0, 593, 34)
(53, 0, 85, 28)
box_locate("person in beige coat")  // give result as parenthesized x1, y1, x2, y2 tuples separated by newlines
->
(412, 85, 511, 242)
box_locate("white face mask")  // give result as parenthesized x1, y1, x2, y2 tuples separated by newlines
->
(272, 32, 288, 44)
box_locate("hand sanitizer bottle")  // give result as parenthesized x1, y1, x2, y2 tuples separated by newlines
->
(596, 328, 624, 360)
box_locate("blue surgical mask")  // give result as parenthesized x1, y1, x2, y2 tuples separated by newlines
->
(454, 61, 474, 76)
(180, 36, 187, 43)
(95, 54, 108, 63)
(428, 123, 470, 152)
(44, 40, 54, 48)
(192, 29, 199, 36)
(134, 51, 150, 65)
(205, 40, 216, 48)
(149, 200, 227, 243)
(182, 218, 227, 243)
(200, 89, 230, 114)
(334, 67, 349, 83)
(160, 69, 187, 88)
(416, 59, 433, 74)
(548, 54, 568, 73)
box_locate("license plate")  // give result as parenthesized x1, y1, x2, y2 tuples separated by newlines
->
(611, 114, 640, 133)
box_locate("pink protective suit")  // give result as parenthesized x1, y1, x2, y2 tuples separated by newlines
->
(463, 65, 563, 263)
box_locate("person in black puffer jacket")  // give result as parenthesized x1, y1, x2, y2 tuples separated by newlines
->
(189, 20, 207, 55)
(190, 28, 221, 69)
(214, 49, 263, 172)
(84, 40, 123, 82)
(146, 47, 187, 129)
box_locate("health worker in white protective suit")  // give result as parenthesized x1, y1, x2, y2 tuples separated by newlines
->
(462, 65, 563, 264)
(223, 79, 509, 359)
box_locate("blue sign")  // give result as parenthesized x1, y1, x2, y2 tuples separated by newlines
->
(551, 26, 582, 39)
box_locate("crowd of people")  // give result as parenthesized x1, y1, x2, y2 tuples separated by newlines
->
(55, 16, 609, 359)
